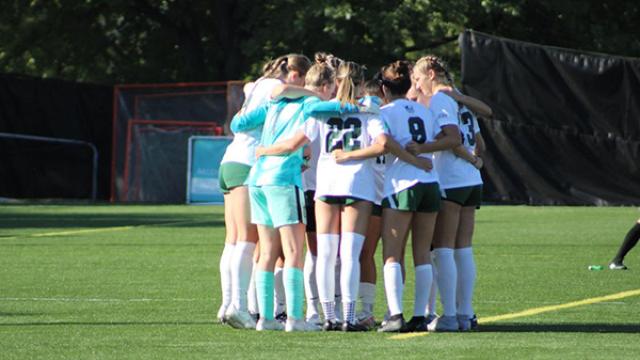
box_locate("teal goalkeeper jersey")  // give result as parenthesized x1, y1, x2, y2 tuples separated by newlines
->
(231, 96, 318, 188)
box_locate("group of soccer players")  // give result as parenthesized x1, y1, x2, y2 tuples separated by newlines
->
(216, 51, 492, 332)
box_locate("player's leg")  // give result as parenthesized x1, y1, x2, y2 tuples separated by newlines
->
(339, 200, 372, 331)
(378, 207, 412, 332)
(218, 190, 236, 323)
(314, 199, 341, 330)
(358, 211, 381, 329)
(255, 224, 283, 331)
(455, 205, 477, 330)
(273, 255, 287, 321)
(429, 198, 461, 332)
(303, 190, 320, 323)
(610, 218, 640, 270)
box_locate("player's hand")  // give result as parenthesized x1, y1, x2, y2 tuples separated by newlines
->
(255, 146, 265, 159)
(332, 149, 350, 163)
(414, 157, 433, 171)
(405, 141, 421, 155)
(472, 156, 484, 169)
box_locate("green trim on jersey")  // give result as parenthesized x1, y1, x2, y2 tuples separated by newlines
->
(218, 162, 251, 193)
(442, 185, 483, 208)
(382, 182, 440, 213)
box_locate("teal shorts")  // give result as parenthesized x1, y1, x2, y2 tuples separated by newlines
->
(218, 162, 251, 193)
(249, 185, 306, 228)
(441, 185, 483, 208)
(382, 182, 440, 213)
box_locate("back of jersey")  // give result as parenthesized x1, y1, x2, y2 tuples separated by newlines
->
(307, 110, 386, 202)
(380, 99, 439, 197)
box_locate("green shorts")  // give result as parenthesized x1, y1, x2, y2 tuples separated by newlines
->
(441, 185, 483, 208)
(218, 162, 251, 193)
(316, 195, 365, 206)
(249, 185, 306, 228)
(382, 182, 440, 213)
(304, 190, 316, 233)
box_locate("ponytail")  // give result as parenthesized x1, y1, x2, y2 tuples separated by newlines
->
(336, 61, 365, 105)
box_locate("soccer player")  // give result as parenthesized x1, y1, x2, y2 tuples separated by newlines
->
(230, 58, 343, 331)
(610, 218, 640, 270)
(219, 54, 311, 329)
(374, 60, 460, 332)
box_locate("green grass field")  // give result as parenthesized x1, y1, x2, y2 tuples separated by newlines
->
(1, 205, 639, 359)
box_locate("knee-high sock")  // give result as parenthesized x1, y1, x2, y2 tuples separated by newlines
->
(414, 264, 433, 317)
(255, 270, 274, 321)
(383, 262, 403, 316)
(284, 267, 304, 320)
(340, 232, 365, 324)
(455, 247, 476, 316)
(426, 253, 438, 315)
(303, 251, 320, 318)
(316, 234, 340, 320)
(219, 243, 235, 309)
(613, 222, 640, 263)
(247, 261, 259, 314)
(230, 241, 255, 312)
(334, 257, 343, 322)
(359, 282, 376, 316)
(274, 266, 286, 316)
(433, 248, 457, 317)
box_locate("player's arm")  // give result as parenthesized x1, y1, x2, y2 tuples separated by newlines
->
(381, 135, 433, 171)
(453, 145, 483, 169)
(405, 124, 461, 155)
(440, 89, 493, 118)
(332, 139, 385, 163)
(230, 104, 268, 133)
(304, 100, 359, 119)
(474, 132, 486, 156)
(271, 84, 319, 100)
(255, 130, 309, 158)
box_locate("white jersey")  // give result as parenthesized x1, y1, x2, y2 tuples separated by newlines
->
(221, 78, 282, 166)
(430, 92, 480, 189)
(303, 110, 387, 202)
(381, 99, 446, 197)
(301, 131, 321, 192)
(436, 104, 483, 189)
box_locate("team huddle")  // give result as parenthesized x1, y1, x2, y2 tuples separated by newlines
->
(216, 52, 492, 332)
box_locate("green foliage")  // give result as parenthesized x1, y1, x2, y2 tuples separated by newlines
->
(0, 0, 638, 83)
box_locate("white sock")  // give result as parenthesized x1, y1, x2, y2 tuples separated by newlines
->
(274, 266, 286, 316)
(303, 251, 320, 318)
(413, 264, 432, 317)
(219, 243, 234, 309)
(426, 252, 438, 315)
(383, 262, 403, 316)
(247, 261, 259, 314)
(334, 257, 343, 322)
(433, 248, 457, 317)
(359, 282, 376, 316)
(230, 241, 255, 312)
(455, 247, 476, 316)
(316, 234, 340, 319)
(339, 232, 365, 303)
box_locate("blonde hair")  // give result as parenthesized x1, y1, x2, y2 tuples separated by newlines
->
(414, 55, 453, 85)
(305, 53, 337, 88)
(336, 61, 365, 105)
(262, 53, 312, 79)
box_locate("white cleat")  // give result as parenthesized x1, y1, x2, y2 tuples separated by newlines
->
(427, 315, 459, 332)
(256, 318, 284, 331)
(217, 305, 228, 324)
(285, 318, 321, 332)
(306, 313, 322, 326)
(225, 307, 257, 330)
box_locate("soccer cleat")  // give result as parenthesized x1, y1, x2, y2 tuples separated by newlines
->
(457, 314, 472, 331)
(470, 314, 478, 330)
(609, 262, 628, 270)
(427, 315, 459, 332)
(217, 305, 228, 324)
(404, 316, 429, 332)
(377, 314, 406, 333)
(357, 314, 376, 331)
(322, 320, 342, 331)
(425, 313, 438, 325)
(225, 307, 257, 330)
(286, 318, 321, 332)
(306, 313, 322, 326)
(256, 318, 284, 331)
(342, 321, 369, 332)
(275, 311, 288, 324)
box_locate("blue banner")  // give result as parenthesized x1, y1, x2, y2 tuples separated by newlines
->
(188, 136, 231, 203)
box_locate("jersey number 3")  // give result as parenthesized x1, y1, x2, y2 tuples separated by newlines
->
(325, 117, 362, 152)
